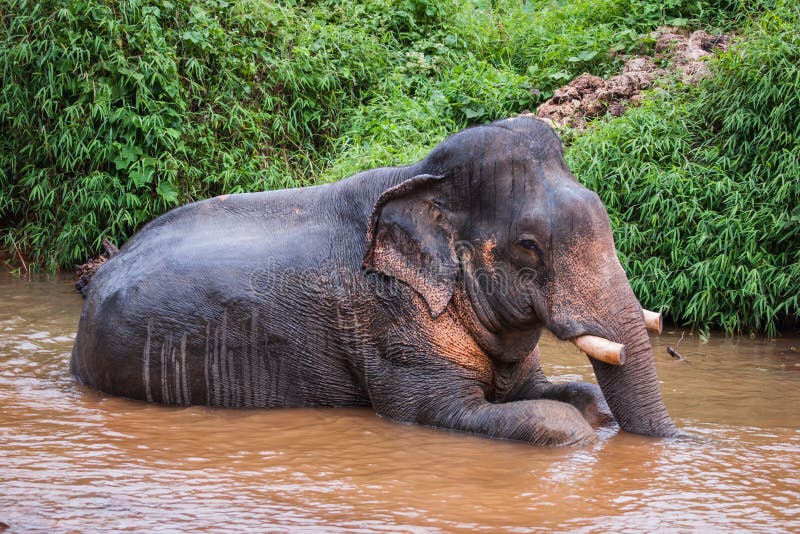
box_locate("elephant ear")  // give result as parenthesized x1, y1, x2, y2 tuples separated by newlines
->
(363, 174, 457, 318)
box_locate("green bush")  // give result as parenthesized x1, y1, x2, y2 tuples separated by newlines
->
(1, 0, 741, 268)
(0, 0, 396, 269)
(567, 1, 800, 335)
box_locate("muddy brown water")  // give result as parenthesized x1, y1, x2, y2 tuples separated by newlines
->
(0, 273, 798, 532)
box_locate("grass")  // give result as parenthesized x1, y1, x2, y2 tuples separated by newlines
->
(1, 0, 797, 334)
(567, 1, 800, 336)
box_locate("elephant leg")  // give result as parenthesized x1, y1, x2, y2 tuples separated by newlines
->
(523, 381, 615, 428)
(372, 377, 597, 446)
(442, 396, 598, 446)
(506, 346, 614, 427)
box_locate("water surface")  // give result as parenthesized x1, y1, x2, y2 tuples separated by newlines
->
(1, 274, 798, 532)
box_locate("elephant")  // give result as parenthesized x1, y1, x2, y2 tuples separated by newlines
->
(71, 116, 676, 446)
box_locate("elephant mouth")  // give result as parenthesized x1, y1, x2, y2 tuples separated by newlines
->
(569, 309, 662, 366)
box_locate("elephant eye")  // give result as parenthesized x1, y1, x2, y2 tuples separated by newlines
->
(517, 238, 545, 261)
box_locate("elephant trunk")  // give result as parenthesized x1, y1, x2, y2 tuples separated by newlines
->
(588, 305, 677, 437)
(542, 181, 676, 437)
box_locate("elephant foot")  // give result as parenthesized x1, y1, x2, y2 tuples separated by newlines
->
(475, 398, 598, 446)
(413, 397, 598, 447)
(533, 381, 615, 428)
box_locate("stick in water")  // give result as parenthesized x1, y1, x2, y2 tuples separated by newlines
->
(666, 346, 685, 360)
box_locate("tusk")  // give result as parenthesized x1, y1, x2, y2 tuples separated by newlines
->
(572, 335, 626, 366)
(642, 309, 663, 334)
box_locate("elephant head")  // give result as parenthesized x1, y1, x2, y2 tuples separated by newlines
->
(364, 116, 676, 438)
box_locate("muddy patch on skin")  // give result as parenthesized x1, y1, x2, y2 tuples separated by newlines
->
(529, 27, 731, 129)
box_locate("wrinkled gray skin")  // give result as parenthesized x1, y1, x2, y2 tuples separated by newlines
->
(72, 117, 676, 446)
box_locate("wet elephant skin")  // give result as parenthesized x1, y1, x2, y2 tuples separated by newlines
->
(72, 116, 675, 446)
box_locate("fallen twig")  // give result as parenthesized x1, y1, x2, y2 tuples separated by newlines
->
(666, 346, 686, 360)
(102, 238, 119, 257)
(10, 236, 28, 277)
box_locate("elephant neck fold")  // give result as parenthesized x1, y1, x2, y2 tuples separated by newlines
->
(450, 289, 540, 365)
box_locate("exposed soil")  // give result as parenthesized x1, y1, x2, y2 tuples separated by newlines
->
(530, 27, 731, 129)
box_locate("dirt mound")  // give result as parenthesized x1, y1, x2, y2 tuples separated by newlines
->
(531, 27, 731, 129)
(535, 57, 659, 128)
(655, 27, 731, 84)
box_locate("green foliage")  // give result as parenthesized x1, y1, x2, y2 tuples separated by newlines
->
(1, 0, 392, 269)
(323, 0, 743, 178)
(1, 0, 795, 334)
(567, 1, 800, 335)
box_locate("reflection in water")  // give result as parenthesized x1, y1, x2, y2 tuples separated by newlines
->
(0, 274, 798, 532)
